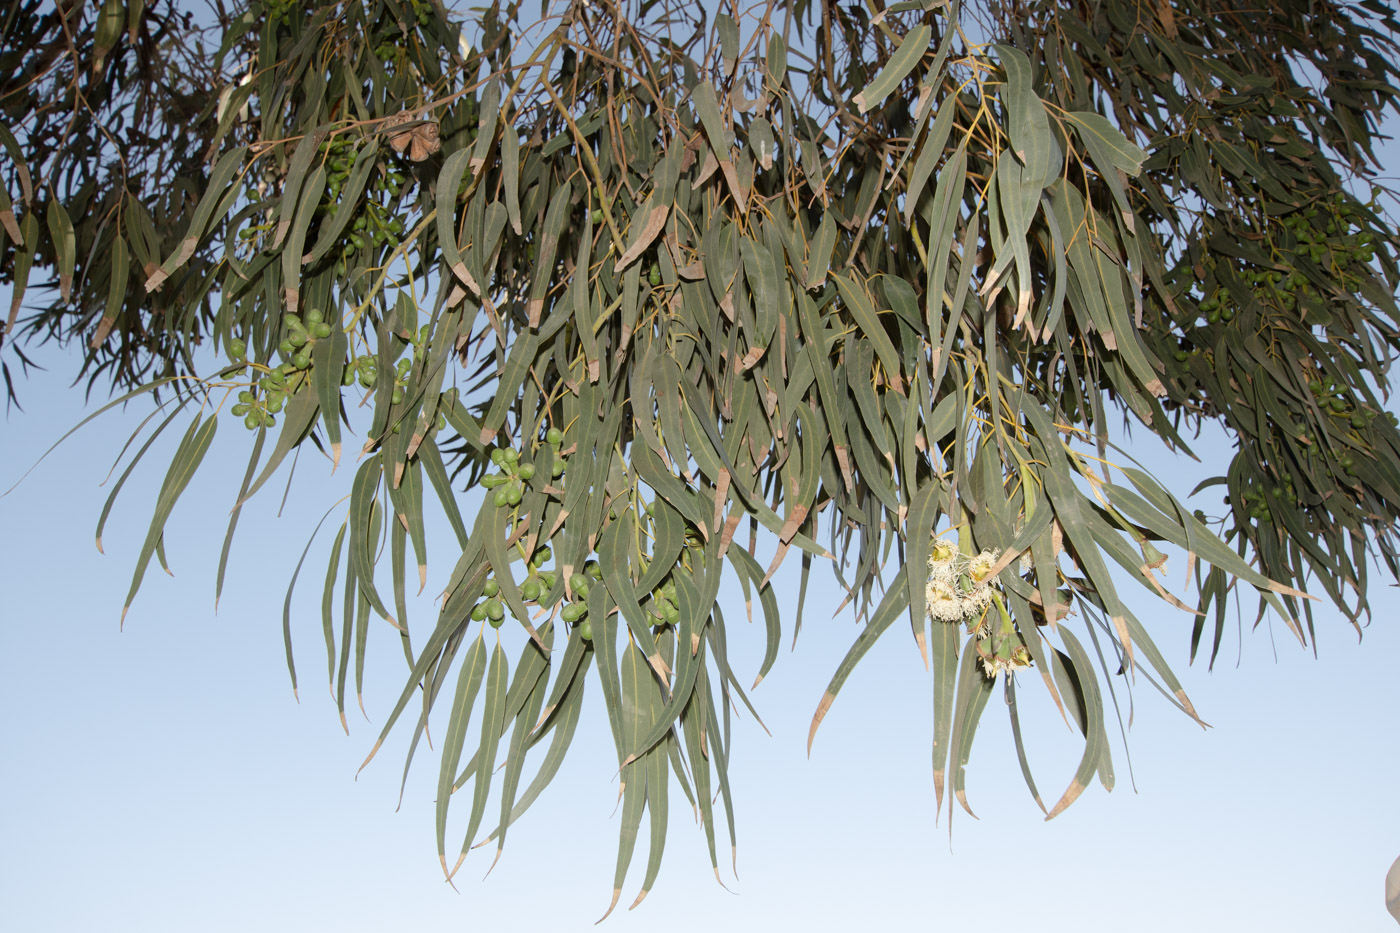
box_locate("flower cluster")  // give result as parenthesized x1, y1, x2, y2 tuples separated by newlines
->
(926, 540, 1035, 679)
(925, 542, 999, 625)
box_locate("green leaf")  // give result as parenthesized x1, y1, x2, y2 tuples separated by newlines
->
(808, 567, 910, 754)
(449, 637, 508, 879)
(121, 414, 218, 625)
(1063, 111, 1147, 174)
(853, 24, 931, 114)
(46, 198, 75, 301)
(437, 633, 486, 874)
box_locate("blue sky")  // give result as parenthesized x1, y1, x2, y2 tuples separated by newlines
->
(3, 323, 1400, 932)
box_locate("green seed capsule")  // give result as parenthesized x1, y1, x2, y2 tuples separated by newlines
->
(488, 613, 505, 629)
(231, 403, 249, 416)
(538, 571, 556, 589)
(649, 265, 661, 287)
(551, 460, 566, 477)
(486, 599, 505, 622)
(471, 603, 486, 622)
(312, 322, 333, 339)
(585, 561, 603, 580)
(506, 485, 522, 506)
(561, 604, 581, 623)
(518, 463, 535, 480)
(503, 448, 519, 464)
(577, 619, 593, 641)
(570, 572, 587, 591)
(522, 580, 541, 601)
(229, 339, 247, 359)
(483, 578, 500, 597)
(391, 388, 405, 405)
(546, 427, 563, 446)
(493, 488, 510, 507)
(244, 412, 261, 430)
(292, 353, 311, 369)
(279, 339, 295, 356)
(575, 581, 589, 600)
(491, 448, 506, 465)
(533, 546, 552, 566)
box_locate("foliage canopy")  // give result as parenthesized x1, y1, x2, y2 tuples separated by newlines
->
(5, 0, 1400, 911)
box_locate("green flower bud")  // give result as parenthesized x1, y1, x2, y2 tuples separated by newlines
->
(546, 427, 563, 446)
(522, 579, 541, 601)
(483, 578, 500, 597)
(471, 603, 486, 622)
(493, 488, 510, 507)
(518, 463, 535, 480)
(577, 619, 593, 641)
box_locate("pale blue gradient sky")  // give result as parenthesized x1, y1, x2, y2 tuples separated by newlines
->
(3, 322, 1400, 932)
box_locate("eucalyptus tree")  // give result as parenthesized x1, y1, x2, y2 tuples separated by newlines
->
(4, 0, 1400, 912)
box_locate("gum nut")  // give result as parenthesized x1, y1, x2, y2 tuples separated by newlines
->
(313, 323, 333, 339)
(575, 582, 589, 600)
(244, 412, 261, 429)
(578, 619, 593, 640)
(570, 573, 587, 591)
(491, 448, 506, 465)
(493, 488, 510, 507)
(483, 578, 500, 597)
(547, 427, 563, 445)
(518, 463, 535, 480)
(506, 486, 522, 506)
(305, 308, 323, 325)
(471, 603, 486, 622)
(293, 353, 311, 369)
(552, 460, 566, 477)
(522, 580, 541, 600)
(279, 339, 295, 355)
(533, 546, 552, 565)
(486, 598, 505, 621)
(561, 604, 580, 623)
(503, 448, 519, 463)
(488, 614, 505, 629)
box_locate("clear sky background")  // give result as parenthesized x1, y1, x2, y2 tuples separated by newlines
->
(5, 8, 1400, 928)
(4, 310, 1400, 932)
